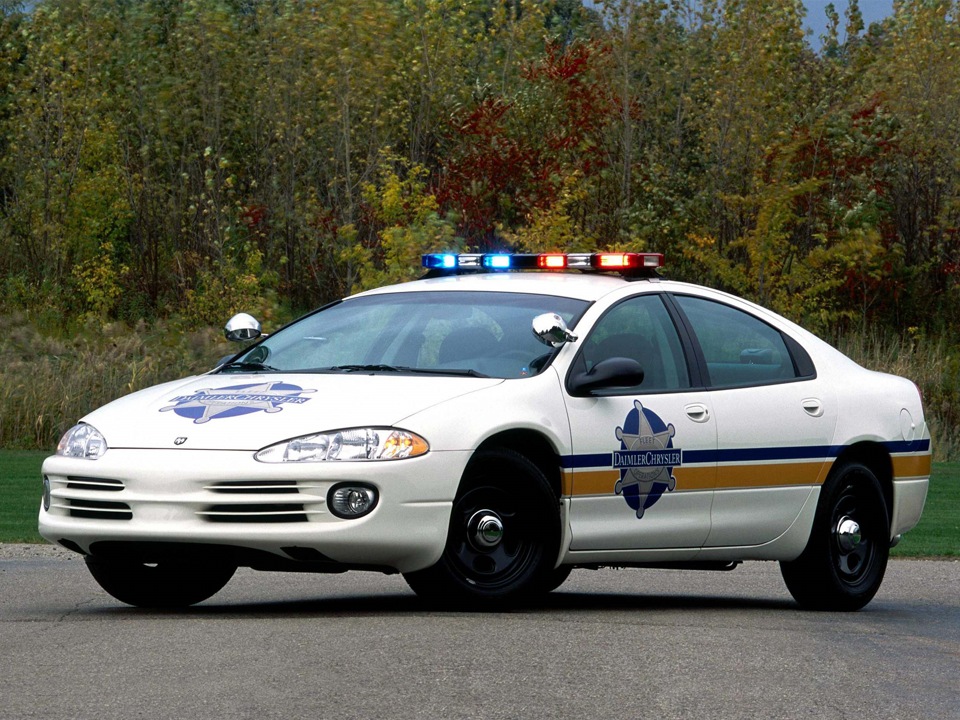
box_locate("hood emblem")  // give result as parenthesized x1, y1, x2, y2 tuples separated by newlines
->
(174, 437, 188, 446)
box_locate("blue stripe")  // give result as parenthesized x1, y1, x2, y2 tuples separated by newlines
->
(886, 439, 931, 453)
(708, 446, 840, 463)
(561, 439, 929, 469)
(561, 453, 612, 469)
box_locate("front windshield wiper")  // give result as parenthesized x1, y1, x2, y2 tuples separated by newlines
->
(322, 364, 490, 378)
(218, 361, 280, 373)
(323, 364, 404, 373)
(401, 367, 491, 378)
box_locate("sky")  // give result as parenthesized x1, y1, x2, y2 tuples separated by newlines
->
(582, 1, 897, 48)
(804, 0, 895, 43)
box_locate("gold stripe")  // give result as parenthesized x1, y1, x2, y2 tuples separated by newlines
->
(715, 461, 828, 490)
(892, 454, 931, 479)
(562, 453, 932, 498)
(564, 469, 618, 496)
(671, 466, 716, 491)
(563, 467, 717, 496)
(564, 461, 830, 496)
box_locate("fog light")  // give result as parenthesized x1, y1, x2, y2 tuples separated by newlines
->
(42, 476, 51, 512)
(328, 484, 378, 519)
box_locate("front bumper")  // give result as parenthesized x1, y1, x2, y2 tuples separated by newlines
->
(39, 448, 469, 573)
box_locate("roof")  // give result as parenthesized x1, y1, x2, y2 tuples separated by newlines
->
(352, 270, 641, 303)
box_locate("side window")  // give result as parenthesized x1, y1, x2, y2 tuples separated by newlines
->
(579, 294, 689, 392)
(673, 295, 799, 388)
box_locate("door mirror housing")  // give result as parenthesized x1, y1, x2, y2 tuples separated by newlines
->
(533, 313, 578, 348)
(224, 313, 263, 342)
(569, 357, 645, 395)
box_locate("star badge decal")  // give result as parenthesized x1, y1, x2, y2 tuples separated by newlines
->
(160, 381, 316, 424)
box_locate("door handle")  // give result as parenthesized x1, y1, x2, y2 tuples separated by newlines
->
(685, 403, 710, 423)
(802, 398, 824, 417)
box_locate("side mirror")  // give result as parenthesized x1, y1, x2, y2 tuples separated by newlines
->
(224, 313, 263, 342)
(569, 357, 645, 395)
(533, 313, 578, 348)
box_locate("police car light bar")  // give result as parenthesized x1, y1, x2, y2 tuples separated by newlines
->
(421, 252, 664, 274)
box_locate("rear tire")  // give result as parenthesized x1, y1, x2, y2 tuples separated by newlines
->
(404, 448, 561, 607)
(780, 461, 890, 611)
(85, 557, 237, 608)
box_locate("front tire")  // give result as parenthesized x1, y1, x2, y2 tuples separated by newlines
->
(85, 557, 237, 608)
(404, 448, 561, 607)
(780, 461, 890, 611)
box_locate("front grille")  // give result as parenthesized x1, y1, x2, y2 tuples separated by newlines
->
(199, 480, 324, 523)
(197, 503, 313, 523)
(49, 475, 324, 524)
(66, 476, 124, 492)
(64, 499, 133, 521)
(207, 480, 300, 495)
(49, 475, 131, 520)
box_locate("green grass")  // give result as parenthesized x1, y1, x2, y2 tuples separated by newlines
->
(2, 450, 957, 556)
(891, 462, 960, 558)
(1, 450, 47, 543)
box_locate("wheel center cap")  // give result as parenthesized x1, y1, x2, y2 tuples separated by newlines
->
(836, 517, 862, 552)
(468, 510, 504, 549)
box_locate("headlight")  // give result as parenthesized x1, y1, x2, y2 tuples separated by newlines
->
(255, 428, 429, 463)
(56, 424, 108, 460)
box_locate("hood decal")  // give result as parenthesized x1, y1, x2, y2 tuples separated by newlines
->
(159, 381, 316, 424)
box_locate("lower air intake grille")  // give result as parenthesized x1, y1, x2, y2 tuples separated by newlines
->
(207, 481, 300, 495)
(198, 503, 310, 523)
(67, 499, 133, 521)
(66, 477, 124, 492)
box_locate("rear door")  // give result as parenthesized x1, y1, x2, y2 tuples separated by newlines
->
(669, 294, 838, 547)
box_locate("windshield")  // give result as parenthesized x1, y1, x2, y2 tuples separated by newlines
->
(224, 291, 588, 379)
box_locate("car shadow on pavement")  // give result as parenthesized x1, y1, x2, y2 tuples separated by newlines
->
(83, 590, 797, 618)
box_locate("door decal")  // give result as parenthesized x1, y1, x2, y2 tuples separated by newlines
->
(614, 400, 680, 518)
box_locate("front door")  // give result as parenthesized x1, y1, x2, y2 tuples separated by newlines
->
(563, 294, 717, 551)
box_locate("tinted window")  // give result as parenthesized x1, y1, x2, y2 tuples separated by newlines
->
(673, 295, 799, 388)
(578, 294, 689, 392)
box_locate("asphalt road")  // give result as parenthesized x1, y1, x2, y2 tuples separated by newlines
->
(1, 545, 957, 720)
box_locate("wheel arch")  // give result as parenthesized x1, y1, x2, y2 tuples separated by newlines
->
(832, 441, 893, 521)
(472, 429, 564, 500)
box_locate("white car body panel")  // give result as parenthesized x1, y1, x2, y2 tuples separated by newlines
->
(87, 373, 504, 451)
(39, 270, 932, 586)
(41, 448, 465, 572)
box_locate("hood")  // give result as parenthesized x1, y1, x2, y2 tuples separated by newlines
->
(83, 373, 503, 451)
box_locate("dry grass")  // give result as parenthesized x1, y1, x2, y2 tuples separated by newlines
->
(837, 329, 960, 461)
(0, 313, 231, 450)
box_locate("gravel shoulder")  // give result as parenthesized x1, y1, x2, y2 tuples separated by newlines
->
(0, 542, 77, 559)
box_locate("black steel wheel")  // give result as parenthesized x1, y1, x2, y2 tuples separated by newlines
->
(404, 448, 561, 606)
(541, 565, 573, 593)
(780, 461, 890, 611)
(85, 557, 237, 608)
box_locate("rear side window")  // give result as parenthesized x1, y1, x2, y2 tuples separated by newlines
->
(673, 295, 803, 388)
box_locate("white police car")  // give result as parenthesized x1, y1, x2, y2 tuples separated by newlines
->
(39, 252, 930, 610)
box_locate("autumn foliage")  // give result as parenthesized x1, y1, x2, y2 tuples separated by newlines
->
(0, 0, 958, 337)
